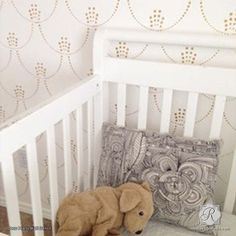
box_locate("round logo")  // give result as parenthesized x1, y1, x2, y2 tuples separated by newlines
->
(199, 204, 221, 226)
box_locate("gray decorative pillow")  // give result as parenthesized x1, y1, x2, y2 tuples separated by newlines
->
(129, 133, 221, 234)
(97, 123, 221, 235)
(97, 122, 146, 187)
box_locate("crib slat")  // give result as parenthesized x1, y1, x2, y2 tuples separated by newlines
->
(46, 126, 59, 235)
(117, 83, 126, 126)
(224, 148, 236, 213)
(76, 106, 84, 192)
(87, 99, 94, 189)
(138, 86, 149, 130)
(63, 114, 72, 195)
(102, 82, 110, 123)
(160, 89, 173, 133)
(93, 91, 103, 187)
(26, 141, 44, 236)
(209, 95, 226, 139)
(1, 157, 22, 236)
(184, 92, 199, 137)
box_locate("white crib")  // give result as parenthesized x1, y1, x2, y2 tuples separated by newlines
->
(0, 28, 236, 236)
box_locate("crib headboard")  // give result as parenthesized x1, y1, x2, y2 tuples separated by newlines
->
(93, 28, 236, 214)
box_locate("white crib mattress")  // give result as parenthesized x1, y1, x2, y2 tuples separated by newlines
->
(124, 212, 236, 236)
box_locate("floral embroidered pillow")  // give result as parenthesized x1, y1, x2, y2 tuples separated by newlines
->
(128, 133, 221, 234)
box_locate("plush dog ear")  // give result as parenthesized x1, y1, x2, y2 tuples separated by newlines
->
(141, 181, 151, 192)
(120, 189, 141, 213)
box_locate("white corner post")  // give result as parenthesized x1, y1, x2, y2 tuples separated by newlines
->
(92, 29, 107, 187)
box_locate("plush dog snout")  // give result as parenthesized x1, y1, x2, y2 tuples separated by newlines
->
(135, 230, 143, 234)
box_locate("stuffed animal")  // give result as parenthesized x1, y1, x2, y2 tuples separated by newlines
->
(56, 181, 154, 236)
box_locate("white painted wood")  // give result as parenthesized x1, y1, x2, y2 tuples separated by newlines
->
(96, 28, 236, 50)
(76, 106, 84, 192)
(1, 157, 22, 236)
(26, 141, 44, 236)
(138, 86, 149, 130)
(160, 89, 173, 133)
(102, 82, 109, 123)
(63, 114, 72, 195)
(117, 83, 126, 126)
(93, 29, 107, 75)
(46, 126, 59, 235)
(103, 57, 236, 98)
(87, 99, 94, 189)
(184, 92, 199, 137)
(93, 91, 103, 187)
(224, 148, 236, 213)
(0, 76, 101, 160)
(209, 95, 226, 139)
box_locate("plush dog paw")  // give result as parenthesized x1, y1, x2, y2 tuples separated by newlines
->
(107, 228, 123, 236)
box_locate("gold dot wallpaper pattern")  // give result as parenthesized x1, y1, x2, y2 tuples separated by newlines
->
(0, 0, 236, 214)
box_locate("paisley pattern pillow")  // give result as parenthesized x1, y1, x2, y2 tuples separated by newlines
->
(97, 123, 221, 235)
(97, 123, 146, 187)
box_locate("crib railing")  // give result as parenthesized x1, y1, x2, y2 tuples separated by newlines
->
(0, 75, 102, 236)
(102, 56, 236, 214)
(1, 28, 236, 236)
(93, 29, 236, 216)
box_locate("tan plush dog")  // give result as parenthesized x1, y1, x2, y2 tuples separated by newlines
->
(56, 182, 154, 236)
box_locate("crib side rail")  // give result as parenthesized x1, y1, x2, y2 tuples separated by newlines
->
(0, 76, 101, 158)
(0, 75, 102, 236)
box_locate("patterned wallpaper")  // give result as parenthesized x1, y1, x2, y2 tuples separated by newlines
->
(0, 0, 236, 213)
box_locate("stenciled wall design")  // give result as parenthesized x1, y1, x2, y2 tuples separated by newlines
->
(0, 0, 236, 214)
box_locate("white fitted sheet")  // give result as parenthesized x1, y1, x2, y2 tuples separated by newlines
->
(124, 212, 236, 236)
